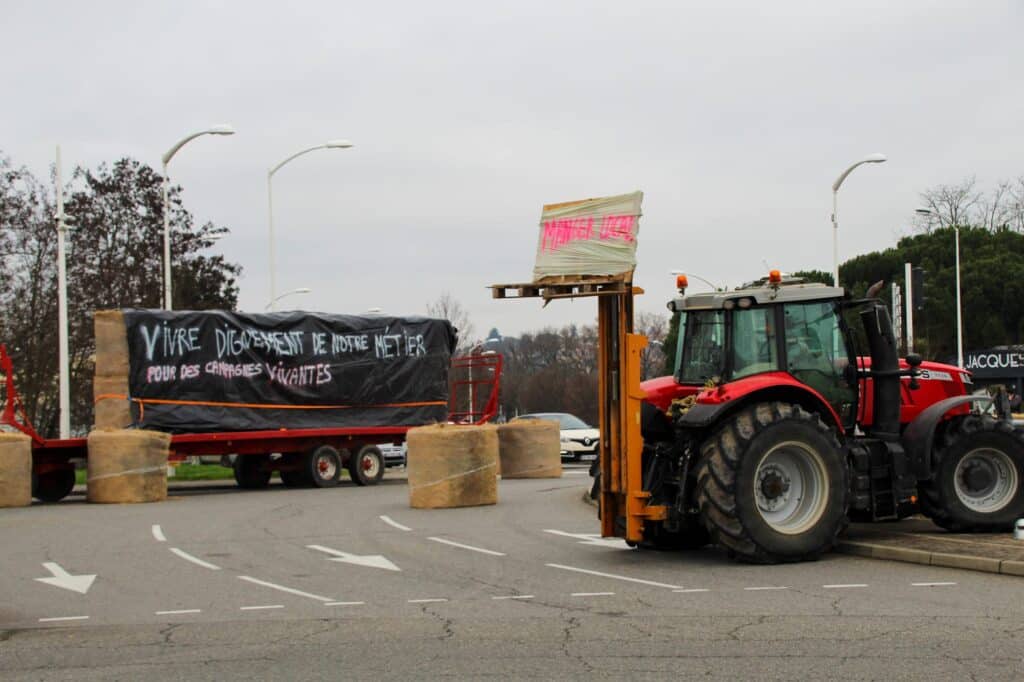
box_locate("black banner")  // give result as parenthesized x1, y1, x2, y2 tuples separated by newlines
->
(123, 309, 456, 433)
(964, 348, 1024, 379)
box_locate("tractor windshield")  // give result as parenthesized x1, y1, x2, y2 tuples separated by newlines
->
(676, 310, 725, 384)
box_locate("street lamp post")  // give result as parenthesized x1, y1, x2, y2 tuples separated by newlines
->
(830, 153, 887, 288)
(161, 124, 235, 310)
(267, 140, 353, 311)
(917, 208, 964, 367)
(54, 145, 72, 440)
(265, 287, 312, 311)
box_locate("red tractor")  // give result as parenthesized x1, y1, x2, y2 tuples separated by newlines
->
(631, 272, 1024, 563)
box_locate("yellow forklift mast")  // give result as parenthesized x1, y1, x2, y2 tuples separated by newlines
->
(490, 276, 668, 543)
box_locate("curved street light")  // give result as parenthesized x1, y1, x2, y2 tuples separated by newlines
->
(161, 124, 236, 310)
(265, 287, 312, 311)
(267, 140, 353, 311)
(830, 153, 887, 288)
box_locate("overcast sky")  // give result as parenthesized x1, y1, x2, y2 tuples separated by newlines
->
(2, 1, 1021, 339)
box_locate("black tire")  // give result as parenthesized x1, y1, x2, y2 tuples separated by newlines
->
(348, 445, 385, 486)
(919, 415, 1024, 532)
(33, 468, 76, 503)
(233, 455, 272, 489)
(695, 402, 848, 563)
(306, 445, 342, 488)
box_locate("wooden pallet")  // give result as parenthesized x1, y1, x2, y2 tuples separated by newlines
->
(490, 276, 633, 301)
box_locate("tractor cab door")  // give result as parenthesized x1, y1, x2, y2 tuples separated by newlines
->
(782, 300, 858, 431)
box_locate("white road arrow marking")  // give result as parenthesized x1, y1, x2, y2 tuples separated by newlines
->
(35, 562, 96, 595)
(306, 544, 401, 572)
(543, 529, 632, 549)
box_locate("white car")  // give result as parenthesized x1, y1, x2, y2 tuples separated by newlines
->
(376, 442, 407, 468)
(515, 413, 599, 461)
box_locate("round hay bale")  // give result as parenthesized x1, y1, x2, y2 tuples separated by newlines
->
(94, 310, 130, 378)
(406, 423, 498, 509)
(93, 376, 132, 429)
(498, 420, 562, 479)
(0, 433, 32, 508)
(87, 429, 170, 504)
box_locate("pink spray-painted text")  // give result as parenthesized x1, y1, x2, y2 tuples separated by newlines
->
(541, 214, 636, 252)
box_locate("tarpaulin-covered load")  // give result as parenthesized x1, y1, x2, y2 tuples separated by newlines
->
(532, 191, 643, 281)
(115, 310, 457, 433)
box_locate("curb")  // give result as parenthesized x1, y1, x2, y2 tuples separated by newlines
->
(836, 540, 1024, 577)
(581, 488, 1021, 577)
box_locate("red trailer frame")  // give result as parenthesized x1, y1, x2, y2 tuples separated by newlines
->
(0, 345, 502, 501)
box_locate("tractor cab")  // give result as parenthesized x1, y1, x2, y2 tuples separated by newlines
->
(666, 272, 859, 432)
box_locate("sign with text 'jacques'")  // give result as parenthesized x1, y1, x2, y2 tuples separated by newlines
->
(964, 348, 1024, 379)
(532, 191, 643, 281)
(123, 310, 456, 433)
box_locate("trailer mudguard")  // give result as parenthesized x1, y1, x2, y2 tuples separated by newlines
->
(902, 395, 992, 479)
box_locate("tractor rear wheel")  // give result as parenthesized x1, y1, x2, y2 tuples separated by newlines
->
(919, 415, 1024, 532)
(696, 402, 848, 563)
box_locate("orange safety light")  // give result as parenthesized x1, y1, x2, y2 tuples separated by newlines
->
(768, 269, 782, 284)
(676, 274, 689, 291)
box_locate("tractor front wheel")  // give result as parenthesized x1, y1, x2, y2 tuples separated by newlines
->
(919, 415, 1024, 532)
(696, 402, 848, 563)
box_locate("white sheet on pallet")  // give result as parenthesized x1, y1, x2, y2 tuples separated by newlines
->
(532, 191, 643, 280)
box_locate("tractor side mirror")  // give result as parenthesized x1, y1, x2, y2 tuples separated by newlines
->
(904, 353, 923, 390)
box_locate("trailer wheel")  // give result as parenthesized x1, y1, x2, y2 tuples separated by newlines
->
(233, 455, 272, 489)
(695, 402, 848, 563)
(306, 445, 342, 488)
(919, 415, 1024, 531)
(349, 445, 385, 486)
(33, 468, 76, 503)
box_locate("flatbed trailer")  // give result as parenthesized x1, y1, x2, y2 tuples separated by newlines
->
(1, 346, 502, 502)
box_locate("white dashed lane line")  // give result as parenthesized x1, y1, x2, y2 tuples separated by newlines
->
(379, 515, 412, 531)
(38, 616, 89, 623)
(151, 525, 166, 542)
(492, 595, 534, 601)
(325, 601, 365, 607)
(155, 609, 201, 616)
(823, 584, 868, 589)
(427, 537, 507, 556)
(674, 588, 710, 593)
(169, 547, 221, 571)
(545, 563, 683, 590)
(744, 586, 789, 591)
(237, 576, 335, 602)
(240, 605, 284, 611)
(572, 592, 614, 597)
(408, 598, 448, 604)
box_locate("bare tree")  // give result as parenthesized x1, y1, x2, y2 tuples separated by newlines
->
(977, 180, 1014, 230)
(426, 292, 475, 353)
(916, 177, 1024, 232)
(915, 178, 982, 231)
(636, 310, 669, 379)
(1011, 176, 1024, 233)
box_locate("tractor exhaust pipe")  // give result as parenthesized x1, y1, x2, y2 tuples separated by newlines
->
(860, 303, 901, 441)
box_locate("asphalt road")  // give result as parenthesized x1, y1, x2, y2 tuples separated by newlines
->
(3, 463, 1023, 680)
